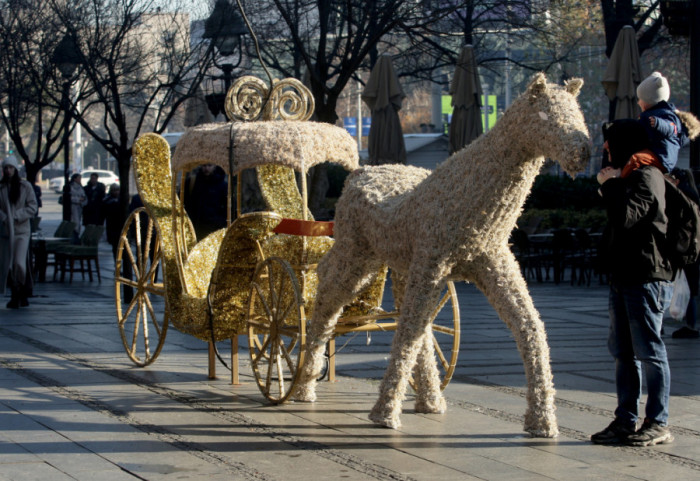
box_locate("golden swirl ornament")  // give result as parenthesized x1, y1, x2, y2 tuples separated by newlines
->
(225, 76, 314, 122)
(225, 76, 269, 121)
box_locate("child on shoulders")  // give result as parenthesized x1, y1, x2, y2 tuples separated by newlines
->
(636, 72, 688, 173)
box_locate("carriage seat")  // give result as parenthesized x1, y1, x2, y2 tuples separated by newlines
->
(181, 228, 227, 298)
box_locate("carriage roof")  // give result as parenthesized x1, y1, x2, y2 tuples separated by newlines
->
(170, 120, 359, 174)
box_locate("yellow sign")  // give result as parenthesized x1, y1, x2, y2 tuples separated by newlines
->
(442, 95, 498, 131)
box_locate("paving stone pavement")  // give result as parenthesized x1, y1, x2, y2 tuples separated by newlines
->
(1, 192, 699, 480)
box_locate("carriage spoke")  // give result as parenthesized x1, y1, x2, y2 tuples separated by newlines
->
(248, 317, 271, 330)
(428, 291, 450, 323)
(265, 337, 278, 393)
(256, 334, 272, 360)
(122, 241, 141, 280)
(276, 346, 286, 395)
(252, 282, 274, 319)
(141, 302, 152, 360)
(431, 324, 456, 336)
(142, 294, 161, 337)
(129, 299, 143, 358)
(432, 335, 449, 370)
(278, 336, 297, 373)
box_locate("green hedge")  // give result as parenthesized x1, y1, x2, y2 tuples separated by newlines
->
(520, 175, 606, 232)
(518, 208, 607, 232)
(525, 175, 603, 210)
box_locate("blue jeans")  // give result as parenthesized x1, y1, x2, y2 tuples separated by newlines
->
(608, 280, 673, 426)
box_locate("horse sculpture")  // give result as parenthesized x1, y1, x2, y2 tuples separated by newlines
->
(293, 73, 591, 437)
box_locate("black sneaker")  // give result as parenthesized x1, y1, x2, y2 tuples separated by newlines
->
(591, 419, 636, 445)
(672, 326, 700, 339)
(626, 420, 674, 446)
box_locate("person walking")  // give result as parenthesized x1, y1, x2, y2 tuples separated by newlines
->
(0, 158, 38, 308)
(592, 119, 675, 447)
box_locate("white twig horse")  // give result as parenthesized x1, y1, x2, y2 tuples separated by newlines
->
(294, 73, 591, 437)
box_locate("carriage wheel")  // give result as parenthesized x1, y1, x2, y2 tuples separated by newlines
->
(409, 281, 461, 391)
(247, 257, 305, 404)
(115, 207, 168, 367)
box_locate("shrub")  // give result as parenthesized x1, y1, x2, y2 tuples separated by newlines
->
(525, 174, 603, 210)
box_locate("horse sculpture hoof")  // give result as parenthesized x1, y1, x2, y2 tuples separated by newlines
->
(292, 382, 317, 402)
(414, 394, 446, 414)
(524, 411, 559, 438)
(525, 426, 559, 438)
(369, 408, 401, 429)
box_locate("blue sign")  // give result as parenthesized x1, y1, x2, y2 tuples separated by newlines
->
(344, 117, 357, 136)
(344, 117, 371, 136)
(361, 117, 371, 136)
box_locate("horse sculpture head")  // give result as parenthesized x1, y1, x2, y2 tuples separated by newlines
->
(522, 72, 591, 177)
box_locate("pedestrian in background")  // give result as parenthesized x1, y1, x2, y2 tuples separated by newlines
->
(0, 158, 38, 308)
(83, 172, 106, 226)
(101, 183, 122, 261)
(31, 182, 42, 217)
(592, 119, 674, 447)
(183, 163, 227, 240)
(669, 167, 700, 339)
(69, 173, 87, 240)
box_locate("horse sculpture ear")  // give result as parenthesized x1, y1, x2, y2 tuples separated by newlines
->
(565, 78, 584, 97)
(527, 72, 548, 101)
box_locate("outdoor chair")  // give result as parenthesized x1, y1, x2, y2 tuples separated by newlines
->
(39, 220, 75, 281)
(54, 224, 104, 283)
(569, 228, 595, 286)
(510, 228, 546, 282)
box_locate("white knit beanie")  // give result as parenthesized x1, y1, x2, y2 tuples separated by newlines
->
(636, 72, 670, 106)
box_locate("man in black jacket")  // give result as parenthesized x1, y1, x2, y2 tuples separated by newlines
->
(592, 119, 674, 447)
(183, 164, 227, 240)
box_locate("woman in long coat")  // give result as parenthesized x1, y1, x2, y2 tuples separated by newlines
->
(0, 158, 38, 308)
(69, 173, 87, 238)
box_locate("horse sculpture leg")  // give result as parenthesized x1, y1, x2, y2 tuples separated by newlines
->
(473, 251, 559, 437)
(386, 270, 446, 415)
(369, 267, 444, 429)
(413, 332, 447, 414)
(294, 242, 380, 402)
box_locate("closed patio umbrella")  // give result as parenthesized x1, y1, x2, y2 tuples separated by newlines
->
(449, 45, 483, 154)
(362, 55, 406, 165)
(601, 25, 642, 120)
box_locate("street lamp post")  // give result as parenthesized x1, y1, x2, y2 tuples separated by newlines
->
(51, 33, 81, 222)
(203, 0, 247, 117)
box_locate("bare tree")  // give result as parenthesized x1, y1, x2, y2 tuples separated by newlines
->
(600, 0, 664, 57)
(0, 1, 72, 184)
(235, 1, 599, 212)
(48, 0, 218, 217)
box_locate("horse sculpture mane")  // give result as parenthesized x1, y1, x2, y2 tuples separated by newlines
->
(293, 72, 592, 437)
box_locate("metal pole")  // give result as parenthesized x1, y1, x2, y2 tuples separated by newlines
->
(61, 80, 72, 222)
(357, 81, 362, 151)
(690, 0, 700, 173)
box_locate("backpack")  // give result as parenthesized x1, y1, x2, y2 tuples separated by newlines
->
(664, 177, 700, 267)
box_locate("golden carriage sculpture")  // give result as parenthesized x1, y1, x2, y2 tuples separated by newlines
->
(114, 76, 461, 403)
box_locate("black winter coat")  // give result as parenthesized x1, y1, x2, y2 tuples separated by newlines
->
(599, 165, 674, 284)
